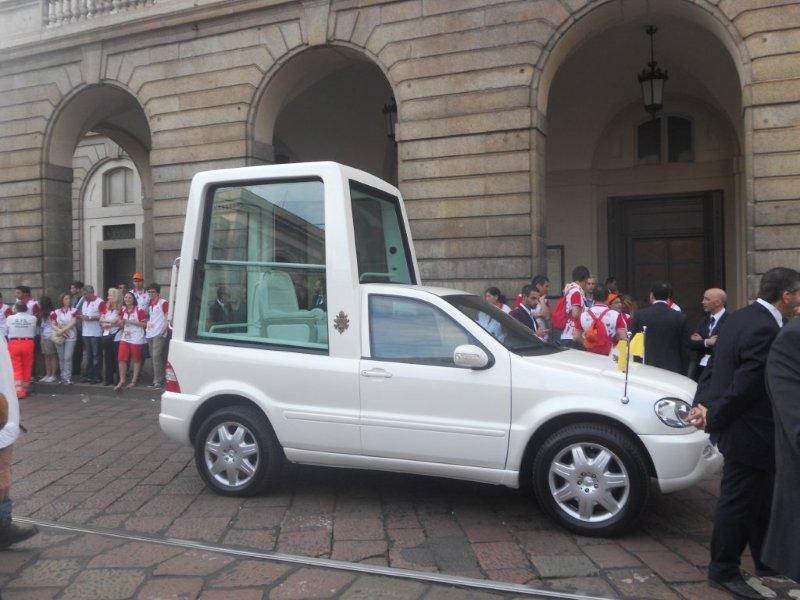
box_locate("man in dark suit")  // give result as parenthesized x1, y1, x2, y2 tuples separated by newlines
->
(688, 287, 728, 381)
(762, 313, 800, 582)
(631, 281, 691, 374)
(689, 267, 800, 598)
(510, 285, 547, 339)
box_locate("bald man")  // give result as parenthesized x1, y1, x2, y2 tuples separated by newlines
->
(689, 288, 728, 381)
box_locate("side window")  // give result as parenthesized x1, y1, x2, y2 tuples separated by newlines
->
(636, 118, 661, 164)
(369, 295, 471, 366)
(667, 116, 693, 162)
(350, 181, 414, 284)
(191, 179, 328, 351)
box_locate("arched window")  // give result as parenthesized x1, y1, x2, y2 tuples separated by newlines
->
(103, 167, 135, 206)
(636, 116, 694, 164)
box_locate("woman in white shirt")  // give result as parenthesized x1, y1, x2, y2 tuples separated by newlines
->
(51, 293, 78, 384)
(116, 291, 148, 391)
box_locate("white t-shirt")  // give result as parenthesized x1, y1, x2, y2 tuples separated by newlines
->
(146, 297, 169, 339)
(0, 336, 20, 448)
(121, 307, 148, 345)
(560, 284, 586, 341)
(133, 289, 149, 310)
(6, 312, 37, 339)
(577, 304, 627, 341)
(100, 306, 123, 342)
(51, 308, 79, 341)
(532, 298, 550, 341)
(0, 303, 8, 337)
(80, 296, 107, 337)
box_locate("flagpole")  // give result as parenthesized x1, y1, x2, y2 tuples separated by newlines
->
(621, 331, 632, 405)
(641, 325, 647, 365)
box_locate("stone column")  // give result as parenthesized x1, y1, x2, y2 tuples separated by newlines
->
(42, 165, 75, 296)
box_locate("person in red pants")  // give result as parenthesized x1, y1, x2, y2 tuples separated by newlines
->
(1, 335, 39, 548)
(6, 303, 37, 399)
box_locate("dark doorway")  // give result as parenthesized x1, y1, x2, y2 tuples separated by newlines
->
(608, 191, 724, 326)
(103, 248, 136, 294)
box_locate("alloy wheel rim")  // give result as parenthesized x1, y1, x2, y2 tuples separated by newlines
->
(204, 421, 260, 488)
(548, 442, 629, 523)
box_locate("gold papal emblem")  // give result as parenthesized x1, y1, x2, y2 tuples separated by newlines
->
(333, 311, 350, 334)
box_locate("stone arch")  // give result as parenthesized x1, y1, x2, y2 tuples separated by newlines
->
(248, 44, 398, 182)
(535, 0, 751, 120)
(533, 0, 753, 306)
(41, 82, 153, 294)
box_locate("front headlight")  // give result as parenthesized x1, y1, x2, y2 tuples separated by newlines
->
(654, 398, 692, 428)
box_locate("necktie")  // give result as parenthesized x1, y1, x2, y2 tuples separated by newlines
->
(709, 316, 715, 335)
(783, 317, 789, 327)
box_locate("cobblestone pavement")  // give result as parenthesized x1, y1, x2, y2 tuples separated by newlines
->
(2, 387, 799, 599)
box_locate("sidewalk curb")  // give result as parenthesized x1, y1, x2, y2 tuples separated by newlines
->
(28, 381, 161, 402)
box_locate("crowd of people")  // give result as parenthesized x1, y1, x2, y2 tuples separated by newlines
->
(479, 265, 800, 384)
(0, 274, 169, 398)
(484, 266, 800, 588)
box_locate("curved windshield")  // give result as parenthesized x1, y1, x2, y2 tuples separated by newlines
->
(444, 295, 563, 356)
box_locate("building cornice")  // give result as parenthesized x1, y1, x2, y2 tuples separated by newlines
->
(0, 0, 299, 61)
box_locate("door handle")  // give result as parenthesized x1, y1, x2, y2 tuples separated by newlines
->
(361, 368, 392, 379)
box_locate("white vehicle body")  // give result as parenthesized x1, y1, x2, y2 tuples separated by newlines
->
(160, 162, 721, 535)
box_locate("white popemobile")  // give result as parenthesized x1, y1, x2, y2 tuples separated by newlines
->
(159, 162, 721, 536)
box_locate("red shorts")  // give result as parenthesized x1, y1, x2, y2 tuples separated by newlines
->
(118, 341, 144, 362)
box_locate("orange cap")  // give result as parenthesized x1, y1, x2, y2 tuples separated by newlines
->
(132, 272, 144, 281)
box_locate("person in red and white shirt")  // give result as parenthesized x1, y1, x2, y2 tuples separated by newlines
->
(10, 286, 40, 321)
(560, 266, 592, 349)
(145, 283, 169, 389)
(51, 293, 79, 384)
(116, 291, 148, 391)
(132, 273, 149, 311)
(574, 284, 628, 354)
(77, 286, 106, 384)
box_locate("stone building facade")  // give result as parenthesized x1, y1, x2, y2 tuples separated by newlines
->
(1, 0, 799, 316)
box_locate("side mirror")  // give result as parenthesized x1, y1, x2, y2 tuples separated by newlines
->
(453, 344, 490, 369)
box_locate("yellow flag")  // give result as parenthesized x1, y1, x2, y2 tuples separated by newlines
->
(616, 340, 629, 372)
(630, 332, 645, 359)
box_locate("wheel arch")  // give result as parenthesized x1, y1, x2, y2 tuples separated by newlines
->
(518, 413, 657, 489)
(189, 394, 271, 445)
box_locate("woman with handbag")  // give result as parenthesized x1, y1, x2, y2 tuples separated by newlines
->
(51, 292, 78, 385)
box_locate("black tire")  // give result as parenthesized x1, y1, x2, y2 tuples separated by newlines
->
(532, 423, 650, 536)
(194, 405, 283, 497)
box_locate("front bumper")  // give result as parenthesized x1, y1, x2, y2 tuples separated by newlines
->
(158, 391, 198, 445)
(640, 429, 723, 494)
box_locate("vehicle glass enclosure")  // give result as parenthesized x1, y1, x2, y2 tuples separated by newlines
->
(190, 178, 329, 351)
(445, 295, 563, 356)
(350, 181, 415, 284)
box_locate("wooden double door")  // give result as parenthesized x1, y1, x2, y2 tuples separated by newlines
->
(608, 191, 724, 326)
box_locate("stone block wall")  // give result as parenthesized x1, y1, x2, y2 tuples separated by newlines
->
(0, 0, 798, 300)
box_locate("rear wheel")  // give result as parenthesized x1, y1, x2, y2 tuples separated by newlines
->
(532, 423, 649, 536)
(194, 405, 282, 496)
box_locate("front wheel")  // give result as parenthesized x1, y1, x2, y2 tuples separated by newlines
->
(194, 405, 282, 496)
(532, 423, 650, 536)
